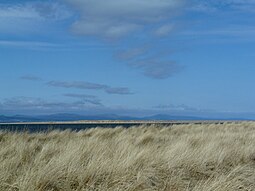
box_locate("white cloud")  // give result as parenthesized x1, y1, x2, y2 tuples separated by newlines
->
(129, 59, 181, 79)
(0, 2, 71, 34)
(20, 75, 42, 81)
(191, 0, 255, 12)
(64, 0, 186, 39)
(47, 80, 133, 95)
(182, 25, 255, 41)
(0, 2, 71, 21)
(72, 20, 140, 38)
(1, 96, 103, 111)
(116, 45, 182, 79)
(62, 0, 187, 79)
(116, 45, 150, 60)
(154, 24, 175, 37)
(0, 40, 59, 48)
(0, 5, 39, 19)
(154, 104, 198, 111)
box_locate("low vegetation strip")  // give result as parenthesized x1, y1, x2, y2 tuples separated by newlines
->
(0, 122, 255, 190)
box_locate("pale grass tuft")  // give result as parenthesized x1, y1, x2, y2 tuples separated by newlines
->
(1, 122, 255, 190)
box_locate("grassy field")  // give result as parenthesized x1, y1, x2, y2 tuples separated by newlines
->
(1, 122, 255, 191)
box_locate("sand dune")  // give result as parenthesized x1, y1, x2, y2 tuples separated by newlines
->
(1, 122, 255, 190)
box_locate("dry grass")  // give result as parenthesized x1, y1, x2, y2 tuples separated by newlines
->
(1, 122, 255, 191)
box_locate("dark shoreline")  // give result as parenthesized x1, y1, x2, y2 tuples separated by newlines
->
(0, 121, 240, 132)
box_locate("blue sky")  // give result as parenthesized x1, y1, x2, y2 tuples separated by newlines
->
(0, 0, 255, 118)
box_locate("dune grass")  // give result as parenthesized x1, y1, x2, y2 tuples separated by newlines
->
(1, 122, 255, 190)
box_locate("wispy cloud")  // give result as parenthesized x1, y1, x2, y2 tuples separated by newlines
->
(116, 45, 182, 79)
(184, 1, 255, 44)
(63, 93, 103, 106)
(0, 96, 103, 112)
(0, 2, 71, 21)
(116, 45, 150, 61)
(64, 93, 97, 99)
(184, 26, 255, 37)
(154, 104, 199, 111)
(191, 0, 255, 13)
(47, 81, 133, 95)
(0, 2, 72, 35)
(130, 59, 181, 79)
(105, 87, 132, 95)
(20, 75, 42, 81)
(0, 40, 60, 48)
(154, 24, 176, 37)
(47, 81, 106, 90)
(19, 77, 133, 95)
(0, 40, 111, 51)
(61, 0, 187, 79)
(64, 0, 186, 39)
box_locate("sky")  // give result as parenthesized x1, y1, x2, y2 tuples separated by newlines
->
(0, 0, 255, 118)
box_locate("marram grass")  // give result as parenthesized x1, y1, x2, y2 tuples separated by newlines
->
(1, 122, 255, 190)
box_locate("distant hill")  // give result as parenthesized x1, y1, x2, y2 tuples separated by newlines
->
(0, 113, 250, 123)
(0, 113, 139, 122)
(141, 114, 207, 120)
(0, 115, 40, 123)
